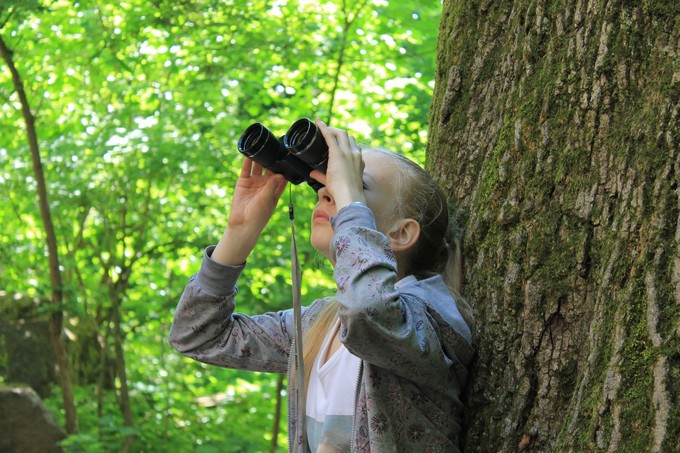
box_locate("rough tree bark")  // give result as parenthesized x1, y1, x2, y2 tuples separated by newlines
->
(427, 1, 677, 452)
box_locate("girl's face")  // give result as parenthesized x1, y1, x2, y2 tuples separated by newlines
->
(311, 150, 399, 260)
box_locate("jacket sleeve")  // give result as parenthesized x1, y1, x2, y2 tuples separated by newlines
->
(330, 204, 472, 388)
(168, 246, 294, 373)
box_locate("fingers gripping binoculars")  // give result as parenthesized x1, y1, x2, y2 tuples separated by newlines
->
(237, 118, 328, 191)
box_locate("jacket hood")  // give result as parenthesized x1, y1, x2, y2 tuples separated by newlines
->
(398, 274, 473, 346)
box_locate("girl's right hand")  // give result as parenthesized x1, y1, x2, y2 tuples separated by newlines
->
(228, 158, 288, 231)
(212, 158, 287, 266)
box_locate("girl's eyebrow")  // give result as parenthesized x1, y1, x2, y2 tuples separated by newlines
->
(363, 173, 376, 185)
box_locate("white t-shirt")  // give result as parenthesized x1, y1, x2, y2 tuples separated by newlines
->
(306, 319, 361, 453)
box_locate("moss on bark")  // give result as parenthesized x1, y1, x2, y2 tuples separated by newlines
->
(429, 0, 678, 451)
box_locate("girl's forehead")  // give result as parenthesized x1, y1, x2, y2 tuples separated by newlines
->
(363, 151, 399, 186)
(363, 149, 395, 169)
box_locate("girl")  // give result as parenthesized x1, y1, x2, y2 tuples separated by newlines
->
(169, 120, 475, 453)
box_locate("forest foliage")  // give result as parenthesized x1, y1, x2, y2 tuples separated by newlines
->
(0, 0, 442, 451)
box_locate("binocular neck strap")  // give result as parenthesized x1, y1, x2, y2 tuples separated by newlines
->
(289, 197, 307, 439)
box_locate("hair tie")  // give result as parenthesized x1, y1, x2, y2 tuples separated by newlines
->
(442, 236, 450, 249)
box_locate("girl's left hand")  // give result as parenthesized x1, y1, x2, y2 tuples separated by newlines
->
(309, 119, 366, 209)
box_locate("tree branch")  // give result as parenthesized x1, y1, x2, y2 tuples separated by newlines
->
(0, 5, 16, 31)
(0, 34, 78, 435)
(326, 0, 369, 123)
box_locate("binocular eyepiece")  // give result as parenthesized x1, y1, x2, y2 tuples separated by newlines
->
(237, 118, 327, 191)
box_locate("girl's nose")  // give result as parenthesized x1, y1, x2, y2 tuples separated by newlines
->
(317, 186, 334, 205)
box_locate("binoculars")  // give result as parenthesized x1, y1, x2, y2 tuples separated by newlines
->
(237, 118, 327, 191)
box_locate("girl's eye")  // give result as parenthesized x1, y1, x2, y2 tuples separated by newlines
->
(362, 182, 368, 190)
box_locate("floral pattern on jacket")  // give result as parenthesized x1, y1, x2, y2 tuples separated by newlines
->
(169, 204, 474, 452)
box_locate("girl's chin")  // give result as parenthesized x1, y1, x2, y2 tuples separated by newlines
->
(310, 238, 332, 258)
(310, 242, 330, 255)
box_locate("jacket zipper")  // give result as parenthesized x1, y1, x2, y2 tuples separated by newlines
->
(350, 360, 364, 453)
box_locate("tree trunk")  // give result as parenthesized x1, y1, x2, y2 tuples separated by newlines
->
(428, 1, 677, 452)
(0, 36, 79, 435)
(111, 298, 135, 451)
(270, 374, 285, 453)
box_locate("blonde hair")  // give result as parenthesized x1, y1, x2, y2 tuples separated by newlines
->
(376, 148, 474, 328)
(299, 148, 475, 389)
(301, 299, 340, 387)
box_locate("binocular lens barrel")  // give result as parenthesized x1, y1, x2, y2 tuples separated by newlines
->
(284, 119, 328, 172)
(237, 123, 282, 168)
(237, 118, 327, 191)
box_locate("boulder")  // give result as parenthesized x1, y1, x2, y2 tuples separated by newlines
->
(0, 386, 66, 453)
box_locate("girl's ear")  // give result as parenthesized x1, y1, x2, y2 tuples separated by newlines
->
(388, 218, 420, 252)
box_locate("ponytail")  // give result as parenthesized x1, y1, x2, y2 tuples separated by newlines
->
(441, 216, 475, 334)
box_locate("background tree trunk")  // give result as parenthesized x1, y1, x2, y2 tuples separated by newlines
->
(0, 36, 78, 435)
(427, 1, 678, 452)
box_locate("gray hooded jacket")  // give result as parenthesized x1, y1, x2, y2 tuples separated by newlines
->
(169, 204, 474, 452)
